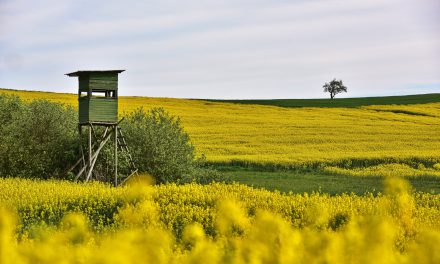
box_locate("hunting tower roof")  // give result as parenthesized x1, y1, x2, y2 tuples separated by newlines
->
(65, 70, 125, 77)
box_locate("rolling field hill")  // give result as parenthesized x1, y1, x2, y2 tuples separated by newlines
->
(209, 93, 440, 108)
(1, 88, 439, 165)
(0, 89, 439, 260)
(1, 88, 439, 193)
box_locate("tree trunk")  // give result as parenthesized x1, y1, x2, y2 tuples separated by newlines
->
(330, 93, 334, 99)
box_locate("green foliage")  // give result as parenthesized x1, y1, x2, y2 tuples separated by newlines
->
(0, 95, 23, 175)
(183, 167, 229, 185)
(0, 95, 223, 184)
(0, 94, 78, 179)
(121, 107, 227, 184)
(121, 107, 193, 183)
(323, 78, 348, 99)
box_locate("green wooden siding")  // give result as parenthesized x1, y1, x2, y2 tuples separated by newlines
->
(79, 97, 118, 123)
(78, 76, 90, 92)
(78, 98, 89, 123)
(70, 70, 122, 124)
(89, 73, 118, 91)
(78, 72, 118, 92)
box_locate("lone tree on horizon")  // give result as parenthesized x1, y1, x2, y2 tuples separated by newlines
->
(323, 78, 347, 99)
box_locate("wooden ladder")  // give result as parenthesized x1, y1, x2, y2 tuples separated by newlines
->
(116, 127, 138, 184)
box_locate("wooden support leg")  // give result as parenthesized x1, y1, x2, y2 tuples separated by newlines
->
(72, 120, 127, 185)
(115, 125, 118, 186)
(84, 127, 114, 182)
(88, 125, 92, 181)
(73, 125, 87, 181)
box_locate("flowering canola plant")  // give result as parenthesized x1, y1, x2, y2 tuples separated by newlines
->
(1, 89, 439, 169)
(0, 177, 439, 263)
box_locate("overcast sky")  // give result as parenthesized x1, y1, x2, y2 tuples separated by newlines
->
(0, 0, 439, 99)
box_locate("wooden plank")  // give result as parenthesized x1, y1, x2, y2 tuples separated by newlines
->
(78, 97, 89, 123)
(89, 99, 118, 123)
(115, 125, 118, 186)
(79, 98, 118, 123)
(85, 127, 114, 181)
(78, 76, 90, 92)
(88, 126, 92, 180)
(89, 72, 118, 90)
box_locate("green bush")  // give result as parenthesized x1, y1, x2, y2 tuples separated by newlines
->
(0, 95, 225, 184)
(121, 107, 228, 184)
(0, 94, 78, 179)
(0, 95, 24, 176)
(121, 107, 196, 183)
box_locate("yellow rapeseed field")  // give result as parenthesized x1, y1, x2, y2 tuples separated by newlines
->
(1, 89, 439, 168)
(0, 177, 439, 263)
(1, 89, 439, 263)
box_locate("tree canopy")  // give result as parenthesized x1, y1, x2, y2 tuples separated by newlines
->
(323, 79, 347, 99)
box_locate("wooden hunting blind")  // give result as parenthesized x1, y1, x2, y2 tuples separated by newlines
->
(66, 70, 124, 124)
(66, 70, 137, 186)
